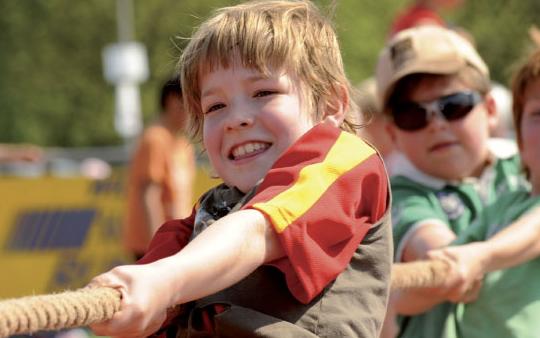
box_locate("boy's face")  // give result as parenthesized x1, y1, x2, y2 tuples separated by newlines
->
(388, 75, 497, 180)
(200, 63, 314, 192)
(521, 78, 540, 194)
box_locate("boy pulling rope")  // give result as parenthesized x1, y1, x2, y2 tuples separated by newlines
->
(0, 259, 448, 338)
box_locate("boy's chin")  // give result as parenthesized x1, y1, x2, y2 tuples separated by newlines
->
(231, 177, 265, 194)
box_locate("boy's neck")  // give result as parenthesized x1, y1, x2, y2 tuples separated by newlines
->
(158, 116, 181, 135)
(469, 156, 494, 179)
(392, 151, 497, 189)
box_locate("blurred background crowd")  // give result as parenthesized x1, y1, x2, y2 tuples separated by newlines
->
(0, 0, 538, 152)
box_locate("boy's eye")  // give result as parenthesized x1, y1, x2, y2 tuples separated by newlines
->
(205, 103, 226, 114)
(254, 90, 277, 98)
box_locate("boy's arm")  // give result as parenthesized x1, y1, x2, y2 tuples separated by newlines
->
(429, 205, 540, 284)
(142, 182, 166, 236)
(90, 209, 283, 338)
(401, 222, 457, 261)
(390, 185, 476, 315)
(392, 224, 469, 315)
(475, 205, 540, 271)
(133, 130, 170, 235)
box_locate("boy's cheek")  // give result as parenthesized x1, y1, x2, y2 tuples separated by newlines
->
(389, 127, 424, 153)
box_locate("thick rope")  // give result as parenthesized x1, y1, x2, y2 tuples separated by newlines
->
(0, 287, 121, 338)
(391, 259, 450, 290)
(0, 259, 449, 337)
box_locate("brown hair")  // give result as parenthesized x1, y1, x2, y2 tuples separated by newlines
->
(510, 48, 540, 177)
(179, 0, 358, 141)
(354, 78, 378, 125)
(511, 49, 540, 148)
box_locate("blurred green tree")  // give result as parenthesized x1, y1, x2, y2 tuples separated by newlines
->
(0, 0, 537, 147)
(451, 0, 540, 84)
(0, 1, 117, 146)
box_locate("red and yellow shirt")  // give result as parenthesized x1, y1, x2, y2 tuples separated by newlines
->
(140, 123, 388, 304)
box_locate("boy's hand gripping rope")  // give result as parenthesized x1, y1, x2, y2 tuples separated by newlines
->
(0, 259, 449, 338)
(0, 287, 121, 338)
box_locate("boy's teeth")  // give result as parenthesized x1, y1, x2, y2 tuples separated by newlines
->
(232, 142, 267, 158)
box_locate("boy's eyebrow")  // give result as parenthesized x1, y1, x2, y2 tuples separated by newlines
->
(201, 73, 275, 98)
(201, 86, 219, 99)
(246, 74, 272, 82)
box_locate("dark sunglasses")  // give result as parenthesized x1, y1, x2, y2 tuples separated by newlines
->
(391, 91, 483, 131)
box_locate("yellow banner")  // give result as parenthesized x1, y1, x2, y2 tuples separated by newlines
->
(0, 169, 219, 298)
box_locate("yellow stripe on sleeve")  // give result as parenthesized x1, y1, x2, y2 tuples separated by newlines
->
(253, 132, 376, 233)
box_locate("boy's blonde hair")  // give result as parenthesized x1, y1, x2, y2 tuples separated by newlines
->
(179, 0, 357, 140)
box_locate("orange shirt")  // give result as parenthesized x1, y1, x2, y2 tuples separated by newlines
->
(123, 124, 195, 254)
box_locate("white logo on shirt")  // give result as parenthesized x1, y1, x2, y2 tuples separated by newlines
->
(437, 192, 465, 220)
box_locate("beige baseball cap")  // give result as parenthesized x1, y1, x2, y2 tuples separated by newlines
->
(375, 25, 489, 108)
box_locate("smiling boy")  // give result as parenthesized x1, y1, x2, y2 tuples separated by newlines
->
(375, 26, 527, 337)
(88, 1, 391, 337)
(199, 66, 315, 193)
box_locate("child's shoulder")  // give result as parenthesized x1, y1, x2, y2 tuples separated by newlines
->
(389, 153, 447, 195)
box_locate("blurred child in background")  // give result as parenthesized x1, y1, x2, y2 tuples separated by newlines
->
(123, 77, 195, 260)
(355, 78, 400, 176)
(375, 25, 527, 338)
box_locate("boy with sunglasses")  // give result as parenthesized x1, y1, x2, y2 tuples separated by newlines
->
(375, 25, 528, 337)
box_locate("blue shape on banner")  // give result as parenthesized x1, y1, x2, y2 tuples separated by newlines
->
(6, 209, 96, 251)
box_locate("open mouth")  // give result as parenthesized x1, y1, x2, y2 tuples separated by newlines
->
(229, 141, 272, 160)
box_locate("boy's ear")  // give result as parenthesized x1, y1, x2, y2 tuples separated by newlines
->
(322, 84, 349, 127)
(483, 93, 499, 131)
(386, 121, 400, 149)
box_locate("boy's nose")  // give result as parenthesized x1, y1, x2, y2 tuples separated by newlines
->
(224, 109, 255, 131)
(426, 107, 449, 129)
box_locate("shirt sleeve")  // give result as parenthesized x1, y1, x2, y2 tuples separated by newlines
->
(391, 179, 451, 261)
(452, 195, 512, 246)
(137, 209, 195, 264)
(452, 216, 487, 246)
(243, 123, 389, 304)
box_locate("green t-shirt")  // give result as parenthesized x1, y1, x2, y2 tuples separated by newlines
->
(451, 190, 540, 338)
(391, 148, 527, 338)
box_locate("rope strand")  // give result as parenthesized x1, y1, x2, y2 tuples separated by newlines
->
(391, 259, 450, 290)
(0, 287, 121, 338)
(0, 259, 450, 337)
